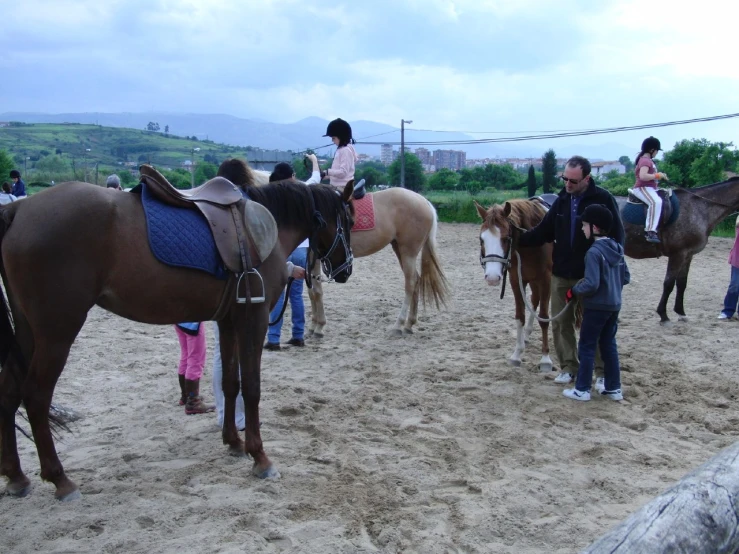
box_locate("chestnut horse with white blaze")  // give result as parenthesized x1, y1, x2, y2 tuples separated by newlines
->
(476, 199, 553, 371)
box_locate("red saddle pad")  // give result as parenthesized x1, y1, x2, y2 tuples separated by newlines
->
(352, 194, 375, 231)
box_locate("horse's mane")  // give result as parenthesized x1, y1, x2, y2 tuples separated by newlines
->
(245, 181, 352, 228)
(484, 199, 546, 232)
(674, 175, 739, 191)
(216, 158, 258, 189)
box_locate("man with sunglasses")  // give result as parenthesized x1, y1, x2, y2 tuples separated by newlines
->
(518, 156, 624, 389)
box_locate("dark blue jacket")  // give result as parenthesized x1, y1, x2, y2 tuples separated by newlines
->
(11, 179, 26, 197)
(573, 237, 630, 311)
(518, 179, 624, 279)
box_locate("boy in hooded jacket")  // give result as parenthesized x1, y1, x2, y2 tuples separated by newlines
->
(563, 204, 630, 402)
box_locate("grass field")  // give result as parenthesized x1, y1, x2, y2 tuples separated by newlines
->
(424, 189, 527, 223)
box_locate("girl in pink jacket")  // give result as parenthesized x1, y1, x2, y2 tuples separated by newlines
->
(321, 118, 358, 190)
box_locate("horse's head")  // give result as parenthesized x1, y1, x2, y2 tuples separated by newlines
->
(475, 200, 514, 286)
(309, 180, 355, 284)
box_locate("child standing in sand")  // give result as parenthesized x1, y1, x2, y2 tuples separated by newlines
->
(718, 214, 739, 320)
(563, 205, 630, 402)
(175, 322, 215, 414)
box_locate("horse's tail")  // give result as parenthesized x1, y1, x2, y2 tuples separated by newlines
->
(0, 205, 69, 438)
(419, 200, 450, 310)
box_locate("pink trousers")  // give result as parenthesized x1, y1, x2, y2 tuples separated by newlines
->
(175, 325, 206, 380)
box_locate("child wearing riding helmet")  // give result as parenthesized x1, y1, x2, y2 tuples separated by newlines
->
(321, 118, 358, 191)
(632, 136, 668, 244)
(563, 204, 630, 402)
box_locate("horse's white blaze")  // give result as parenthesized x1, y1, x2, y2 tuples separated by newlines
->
(481, 227, 505, 285)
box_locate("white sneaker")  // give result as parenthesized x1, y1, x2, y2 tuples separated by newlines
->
(553, 372, 573, 384)
(718, 313, 731, 320)
(594, 377, 605, 394)
(563, 388, 591, 401)
(601, 389, 623, 401)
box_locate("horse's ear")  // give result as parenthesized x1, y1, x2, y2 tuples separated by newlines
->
(474, 201, 487, 221)
(503, 202, 512, 217)
(342, 180, 354, 203)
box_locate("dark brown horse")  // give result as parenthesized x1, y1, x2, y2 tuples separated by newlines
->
(0, 177, 354, 501)
(475, 199, 554, 371)
(619, 177, 739, 324)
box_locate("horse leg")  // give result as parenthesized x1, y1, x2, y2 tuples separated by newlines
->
(390, 241, 419, 335)
(673, 255, 693, 322)
(509, 273, 526, 366)
(306, 259, 326, 338)
(235, 311, 279, 479)
(217, 320, 244, 456)
(0, 359, 31, 497)
(24, 338, 81, 501)
(657, 254, 685, 324)
(536, 281, 553, 372)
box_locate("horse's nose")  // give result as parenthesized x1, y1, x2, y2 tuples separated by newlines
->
(485, 273, 502, 286)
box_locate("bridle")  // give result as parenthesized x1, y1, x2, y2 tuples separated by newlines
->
(305, 189, 354, 289)
(479, 218, 526, 300)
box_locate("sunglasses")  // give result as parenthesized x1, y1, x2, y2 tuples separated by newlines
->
(560, 175, 582, 185)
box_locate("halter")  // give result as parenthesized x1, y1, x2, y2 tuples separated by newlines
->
(305, 189, 354, 289)
(479, 218, 527, 300)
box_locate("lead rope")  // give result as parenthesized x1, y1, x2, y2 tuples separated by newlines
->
(513, 250, 574, 323)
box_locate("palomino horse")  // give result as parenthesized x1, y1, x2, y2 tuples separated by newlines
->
(619, 176, 739, 324)
(475, 199, 553, 371)
(307, 187, 450, 336)
(0, 177, 354, 501)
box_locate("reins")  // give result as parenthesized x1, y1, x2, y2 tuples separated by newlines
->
(268, 276, 295, 326)
(512, 250, 574, 323)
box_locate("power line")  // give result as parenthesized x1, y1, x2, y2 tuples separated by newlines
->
(357, 112, 739, 146)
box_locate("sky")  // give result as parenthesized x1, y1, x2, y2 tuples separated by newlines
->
(2, 0, 738, 155)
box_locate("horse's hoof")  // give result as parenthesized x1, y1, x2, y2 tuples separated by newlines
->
(508, 359, 521, 367)
(228, 445, 247, 458)
(539, 363, 553, 373)
(6, 479, 32, 498)
(56, 488, 82, 502)
(252, 464, 280, 480)
(313, 332, 324, 339)
(307, 329, 315, 337)
(660, 320, 673, 328)
(402, 328, 414, 335)
(678, 315, 689, 323)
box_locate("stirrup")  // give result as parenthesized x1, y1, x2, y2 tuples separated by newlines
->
(236, 269, 265, 304)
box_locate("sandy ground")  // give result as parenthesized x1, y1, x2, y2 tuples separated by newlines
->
(2, 223, 738, 554)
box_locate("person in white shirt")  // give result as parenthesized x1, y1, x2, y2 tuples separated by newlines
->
(0, 182, 18, 205)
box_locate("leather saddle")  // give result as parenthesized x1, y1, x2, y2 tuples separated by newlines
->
(138, 165, 278, 276)
(626, 188, 676, 227)
(352, 179, 366, 200)
(529, 193, 558, 209)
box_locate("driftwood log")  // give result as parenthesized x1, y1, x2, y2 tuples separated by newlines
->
(583, 440, 739, 554)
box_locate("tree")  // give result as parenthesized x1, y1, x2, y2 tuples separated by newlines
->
(662, 139, 739, 188)
(194, 162, 218, 186)
(427, 168, 459, 191)
(619, 155, 634, 172)
(164, 125, 169, 134)
(357, 167, 385, 188)
(542, 149, 558, 193)
(527, 165, 537, 197)
(387, 153, 426, 192)
(0, 149, 14, 182)
(146, 122, 160, 132)
(119, 171, 135, 186)
(35, 155, 70, 175)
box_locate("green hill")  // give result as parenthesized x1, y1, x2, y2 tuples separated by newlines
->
(0, 122, 287, 187)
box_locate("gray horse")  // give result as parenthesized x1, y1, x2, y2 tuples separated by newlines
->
(617, 176, 739, 324)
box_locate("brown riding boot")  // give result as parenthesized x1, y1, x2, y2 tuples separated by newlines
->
(184, 378, 215, 415)
(178, 374, 186, 406)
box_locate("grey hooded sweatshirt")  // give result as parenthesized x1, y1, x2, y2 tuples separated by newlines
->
(572, 237, 630, 311)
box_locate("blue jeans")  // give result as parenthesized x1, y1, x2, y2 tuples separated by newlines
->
(721, 266, 739, 317)
(574, 309, 621, 393)
(267, 247, 307, 344)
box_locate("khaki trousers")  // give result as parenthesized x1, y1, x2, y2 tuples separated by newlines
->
(551, 275, 603, 378)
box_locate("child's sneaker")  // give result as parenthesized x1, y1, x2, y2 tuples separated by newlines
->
(718, 313, 731, 320)
(563, 388, 591, 401)
(601, 389, 623, 401)
(594, 377, 605, 394)
(553, 372, 573, 384)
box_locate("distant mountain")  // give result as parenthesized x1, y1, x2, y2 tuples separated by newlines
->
(0, 112, 633, 160)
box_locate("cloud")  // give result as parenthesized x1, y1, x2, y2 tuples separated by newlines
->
(1, 0, 738, 153)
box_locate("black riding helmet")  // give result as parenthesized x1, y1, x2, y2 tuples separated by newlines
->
(641, 136, 661, 153)
(323, 118, 353, 147)
(581, 204, 613, 236)
(9, 169, 21, 179)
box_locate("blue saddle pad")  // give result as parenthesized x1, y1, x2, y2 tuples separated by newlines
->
(140, 183, 228, 279)
(622, 193, 680, 227)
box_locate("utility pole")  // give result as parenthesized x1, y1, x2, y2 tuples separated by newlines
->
(190, 147, 201, 188)
(400, 119, 412, 188)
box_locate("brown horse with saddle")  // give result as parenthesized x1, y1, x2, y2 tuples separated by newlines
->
(0, 165, 354, 501)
